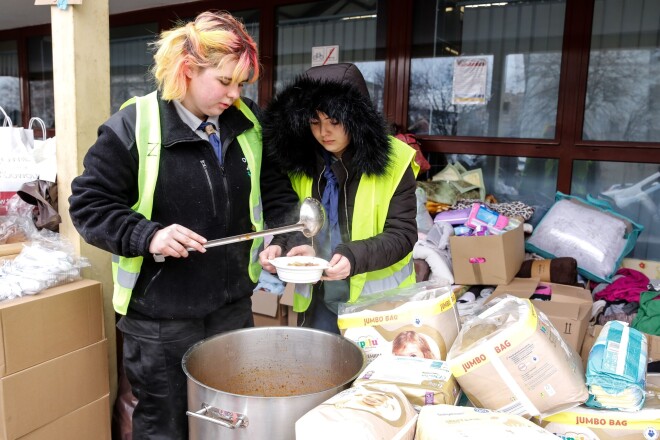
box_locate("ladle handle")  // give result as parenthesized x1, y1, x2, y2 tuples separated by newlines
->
(198, 223, 305, 250)
(152, 223, 305, 262)
(186, 404, 248, 429)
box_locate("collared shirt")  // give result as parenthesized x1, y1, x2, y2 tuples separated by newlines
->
(172, 100, 220, 141)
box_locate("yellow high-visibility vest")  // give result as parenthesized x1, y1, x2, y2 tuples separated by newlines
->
(111, 92, 264, 314)
(289, 136, 419, 313)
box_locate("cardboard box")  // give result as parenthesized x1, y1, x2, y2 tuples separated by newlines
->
(449, 223, 524, 285)
(0, 243, 25, 258)
(279, 283, 298, 327)
(536, 374, 660, 440)
(0, 339, 110, 439)
(580, 323, 660, 370)
(0, 279, 105, 377)
(0, 254, 19, 263)
(19, 395, 111, 440)
(252, 288, 288, 326)
(490, 278, 593, 352)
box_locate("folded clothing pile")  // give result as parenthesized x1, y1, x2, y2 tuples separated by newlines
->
(585, 320, 648, 411)
(412, 222, 454, 285)
(516, 257, 578, 286)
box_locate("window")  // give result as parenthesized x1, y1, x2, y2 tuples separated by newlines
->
(110, 23, 158, 113)
(583, 0, 660, 142)
(0, 40, 20, 126)
(410, 0, 566, 231)
(275, 0, 385, 111)
(425, 152, 558, 225)
(232, 9, 260, 103)
(409, 0, 566, 138)
(27, 36, 54, 128)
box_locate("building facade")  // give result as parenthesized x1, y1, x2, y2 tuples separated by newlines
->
(0, 0, 659, 260)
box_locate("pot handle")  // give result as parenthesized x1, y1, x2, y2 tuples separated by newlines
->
(186, 403, 249, 429)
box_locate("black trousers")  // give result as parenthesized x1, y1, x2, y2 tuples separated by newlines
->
(117, 297, 253, 440)
(298, 288, 340, 334)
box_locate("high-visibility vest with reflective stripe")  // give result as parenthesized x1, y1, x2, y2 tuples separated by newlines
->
(289, 136, 419, 313)
(111, 92, 264, 315)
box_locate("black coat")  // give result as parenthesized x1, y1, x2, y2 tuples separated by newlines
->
(263, 73, 418, 280)
(69, 94, 299, 319)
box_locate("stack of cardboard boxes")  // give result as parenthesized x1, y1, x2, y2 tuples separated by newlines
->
(449, 222, 593, 353)
(0, 279, 110, 439)
(252, 283, 295, 327)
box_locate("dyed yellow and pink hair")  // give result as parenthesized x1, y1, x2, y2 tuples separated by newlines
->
(151, 11, 260, 101)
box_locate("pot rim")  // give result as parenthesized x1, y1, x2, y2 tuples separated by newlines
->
(182, 326, 366, 400)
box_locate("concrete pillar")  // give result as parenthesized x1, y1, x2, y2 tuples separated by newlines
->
(47, 1, 117, 409)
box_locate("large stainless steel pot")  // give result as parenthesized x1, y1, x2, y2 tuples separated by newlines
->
(183, 326, 366, 440)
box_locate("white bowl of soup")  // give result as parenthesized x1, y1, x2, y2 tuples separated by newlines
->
(269, 256, 330, 283)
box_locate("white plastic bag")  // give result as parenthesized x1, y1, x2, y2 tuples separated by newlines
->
(0, 107, 39, 215)
(27, 117, 57, 183)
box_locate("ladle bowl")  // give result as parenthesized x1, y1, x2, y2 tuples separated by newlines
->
(297, 197, 324, 237)
(153, 197, 325, 262)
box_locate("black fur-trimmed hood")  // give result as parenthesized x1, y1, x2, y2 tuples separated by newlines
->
(262, 75, 392, 177)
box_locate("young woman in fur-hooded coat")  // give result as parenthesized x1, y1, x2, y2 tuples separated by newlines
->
(259, 63, 419, 333)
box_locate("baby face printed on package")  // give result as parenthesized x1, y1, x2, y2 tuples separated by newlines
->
(338, 286, 461, 363)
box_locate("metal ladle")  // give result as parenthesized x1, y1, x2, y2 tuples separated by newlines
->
(153, 197, 325, 262)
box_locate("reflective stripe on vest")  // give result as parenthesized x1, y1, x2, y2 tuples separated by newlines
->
(111, 93, 264, 315)
(290, 136, 419, 313)
(111, 91, 160, 315)
(234, 99, 265, 282)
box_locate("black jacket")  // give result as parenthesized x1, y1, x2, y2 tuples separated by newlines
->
(69, 94, 299, 319)
(263, 69, 417, 282)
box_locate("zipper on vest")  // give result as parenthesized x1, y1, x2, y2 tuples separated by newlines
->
(338, 158, 351, 242)
(222, 168, 230, 303)
(200, 160, 217, 217)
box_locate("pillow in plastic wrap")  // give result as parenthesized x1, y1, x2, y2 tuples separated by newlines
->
(525, 192, 643, 283)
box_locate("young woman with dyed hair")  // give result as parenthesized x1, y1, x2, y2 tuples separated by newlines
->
(69, 11, 298, 439)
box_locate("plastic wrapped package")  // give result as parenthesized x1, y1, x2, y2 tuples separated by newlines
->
(0, 214, 38, 244)
(296, 383, 418, 440)
(415, 405, 562, 440)
(446, 295, 588, 419)
(585, 320, 648, 411)
(352, 355, 460, 409)
(338, 281, 461, 363)
(526, 193, 643, 283)
(0, 230, 90, 300)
